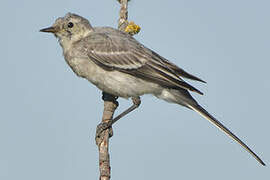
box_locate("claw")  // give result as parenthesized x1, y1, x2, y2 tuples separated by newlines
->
(95, 122, 113, 144)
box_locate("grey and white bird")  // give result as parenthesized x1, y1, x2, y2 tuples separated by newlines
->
(40, 13, 265, 165)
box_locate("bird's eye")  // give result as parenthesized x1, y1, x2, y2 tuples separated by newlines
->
(67, 22, 74, 28)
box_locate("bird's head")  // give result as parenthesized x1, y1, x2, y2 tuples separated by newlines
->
(40, 13, 93, 42)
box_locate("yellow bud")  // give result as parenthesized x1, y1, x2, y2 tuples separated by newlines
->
(125, 21, 141, 35)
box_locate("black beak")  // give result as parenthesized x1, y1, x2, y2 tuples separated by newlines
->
(40, 26, 57, 33)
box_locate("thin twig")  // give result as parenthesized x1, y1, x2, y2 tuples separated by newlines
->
(96, 1, 130, 180)
(118, 0, 129, 31)
(97, 93, 118, 180)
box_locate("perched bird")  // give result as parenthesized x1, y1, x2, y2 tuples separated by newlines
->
(40, 13, 265, 165)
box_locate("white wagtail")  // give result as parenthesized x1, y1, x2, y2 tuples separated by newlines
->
(40, 13, 265, 165)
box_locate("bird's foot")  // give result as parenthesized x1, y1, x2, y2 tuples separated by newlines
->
(95, 121, 113, 145)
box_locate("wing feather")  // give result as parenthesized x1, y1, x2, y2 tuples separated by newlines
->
(149, 51, 206, 83)
(83, 30, 204, 94)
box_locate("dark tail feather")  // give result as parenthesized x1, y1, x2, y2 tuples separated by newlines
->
(188, 103, 265, 166)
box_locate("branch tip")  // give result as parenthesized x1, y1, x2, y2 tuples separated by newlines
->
(117, 0, 131, 3)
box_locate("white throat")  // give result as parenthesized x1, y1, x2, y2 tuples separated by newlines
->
(58, 30, 91, 54)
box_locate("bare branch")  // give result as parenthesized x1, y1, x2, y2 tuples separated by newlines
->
(97, 93, 118, 180)
(96, 1, 139, 179)
(118, 0, 129, 31)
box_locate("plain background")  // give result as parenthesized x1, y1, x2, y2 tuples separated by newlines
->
(1, 0, 269, 179)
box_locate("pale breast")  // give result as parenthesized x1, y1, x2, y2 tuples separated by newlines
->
(65, 56, 161, 98)
(92, 69, 162, 98)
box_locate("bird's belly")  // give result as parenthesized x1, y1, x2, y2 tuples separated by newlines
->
(67, 57, 161, 98)
(93, 70, 161, 98)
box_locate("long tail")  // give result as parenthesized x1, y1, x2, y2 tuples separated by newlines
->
(188, 103, 265, 166)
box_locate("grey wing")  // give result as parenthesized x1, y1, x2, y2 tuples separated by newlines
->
(84, 31, 203, 95)
(148, 50, 206, 83)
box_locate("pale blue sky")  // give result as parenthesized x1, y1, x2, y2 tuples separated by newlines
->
(1, 0, 269, 179)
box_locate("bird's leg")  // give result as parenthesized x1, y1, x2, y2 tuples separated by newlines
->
(95, 97, 141, 140)
(112, 97, 141, 124)
(95, 92, 118, 145)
